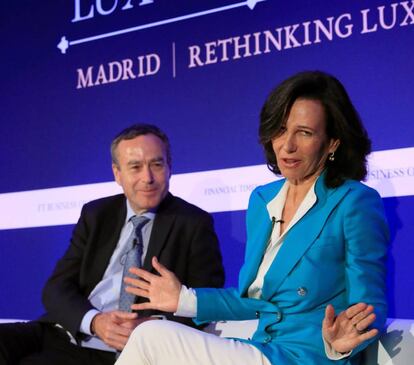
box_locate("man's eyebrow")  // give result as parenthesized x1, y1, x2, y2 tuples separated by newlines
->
(127, 159, 142, 166)
(126, 157, 164, 165)
(149, 157, 165, 163)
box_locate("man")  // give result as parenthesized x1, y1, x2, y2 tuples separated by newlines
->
(0, 124, 225, 364)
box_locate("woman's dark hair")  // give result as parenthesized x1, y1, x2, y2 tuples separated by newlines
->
(259, 71, 371, 188)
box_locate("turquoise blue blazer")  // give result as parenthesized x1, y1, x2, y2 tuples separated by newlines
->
(196, 174, 389, 364)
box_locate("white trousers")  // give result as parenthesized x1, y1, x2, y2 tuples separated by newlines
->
(115, 320, 271, 365)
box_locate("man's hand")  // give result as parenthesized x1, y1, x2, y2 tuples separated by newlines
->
(91, 311, 155, 350)
(322, 303, 379, 354)
(125, 256, 182, 313)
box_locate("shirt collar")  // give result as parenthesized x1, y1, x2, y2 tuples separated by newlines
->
(125, 199, 156, 224)
(266, 178, 318, 223)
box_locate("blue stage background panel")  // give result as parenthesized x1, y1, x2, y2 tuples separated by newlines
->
(1, 0, 413, 320)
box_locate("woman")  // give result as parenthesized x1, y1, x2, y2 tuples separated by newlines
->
(116, 71, 389, 365)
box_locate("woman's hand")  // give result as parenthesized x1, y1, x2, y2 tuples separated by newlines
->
(124, 257, 182, 313)
(322, 303, 379, 354)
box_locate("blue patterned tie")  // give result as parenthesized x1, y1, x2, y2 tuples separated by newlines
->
(119, 215, 149, 312)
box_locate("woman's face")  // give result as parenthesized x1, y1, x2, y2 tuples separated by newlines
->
(271, 98, 339, 185)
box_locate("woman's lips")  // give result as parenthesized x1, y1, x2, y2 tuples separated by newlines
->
(280, 158, 301, 168)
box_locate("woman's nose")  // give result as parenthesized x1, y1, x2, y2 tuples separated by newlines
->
(282, 133, 296, 153)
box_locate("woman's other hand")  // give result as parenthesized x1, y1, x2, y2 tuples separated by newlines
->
(322, 303, 379, 354)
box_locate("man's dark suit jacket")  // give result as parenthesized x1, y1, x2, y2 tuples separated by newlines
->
(39, 192, 225, 340)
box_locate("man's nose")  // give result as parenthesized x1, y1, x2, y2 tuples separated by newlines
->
(141, 165, 154, 183)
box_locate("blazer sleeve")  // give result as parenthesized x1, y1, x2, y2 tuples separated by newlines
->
(41, 204, 96, 337)
(342, 184, 389, 355)
(194, 287, 280, 323)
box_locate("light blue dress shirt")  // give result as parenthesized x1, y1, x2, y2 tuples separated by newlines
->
(79, 200, 155, 352)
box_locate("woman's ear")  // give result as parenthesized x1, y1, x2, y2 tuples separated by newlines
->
(329, 139, 340, 154)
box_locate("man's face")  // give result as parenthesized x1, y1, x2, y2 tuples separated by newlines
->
(112, 134, 171, 214)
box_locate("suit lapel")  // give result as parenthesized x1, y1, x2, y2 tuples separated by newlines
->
(143, 193, 176, 270)
(239, 212, 273, 295)
(239, 183, 282, 295)
(85, 195, 126, 294)
(260, 178, 350, 300)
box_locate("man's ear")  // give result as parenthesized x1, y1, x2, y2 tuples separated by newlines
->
(112, 163, 121, 185)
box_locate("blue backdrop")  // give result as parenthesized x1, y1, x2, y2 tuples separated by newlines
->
(1, 0, 413, 320)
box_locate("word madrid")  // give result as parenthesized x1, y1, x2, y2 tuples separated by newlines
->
(72, 0, 154, 22)
(188, 1, 414, 68)
(76, 53, 160, 89)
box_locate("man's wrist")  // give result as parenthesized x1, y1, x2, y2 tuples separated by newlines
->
(90, 313, 101, 335)
(80, 308, 101, 336)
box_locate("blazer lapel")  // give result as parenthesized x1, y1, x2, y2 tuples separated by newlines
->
(260, 178, 350, 300)
(143, 193, 176, 270)
(85, 195, 126, 294)
(239, 216, 273, 295)
(239, 184, 282, 295)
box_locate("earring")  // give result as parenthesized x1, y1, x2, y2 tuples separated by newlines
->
(328, 152, 335, 161)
